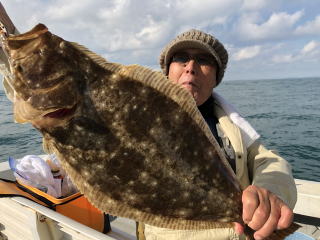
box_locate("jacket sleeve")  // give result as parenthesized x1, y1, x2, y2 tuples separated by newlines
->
(247, 140, 297, 209)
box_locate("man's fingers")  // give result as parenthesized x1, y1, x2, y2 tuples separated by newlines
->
(247, 188, 271, 230)
(277, 204, 294, 229)
(243, 185, 272, 230)
(242, 186, 260, 224)
(251, 196, 294, 240)
(253, 195, 281, 240)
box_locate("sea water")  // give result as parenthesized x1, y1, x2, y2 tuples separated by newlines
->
(217, 77, 320, 182)
(0, 77, 319, 182)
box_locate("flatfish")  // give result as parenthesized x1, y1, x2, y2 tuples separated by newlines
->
(1, 24, 299, 238)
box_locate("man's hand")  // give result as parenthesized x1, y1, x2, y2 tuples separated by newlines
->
(234, 185, 294, 240)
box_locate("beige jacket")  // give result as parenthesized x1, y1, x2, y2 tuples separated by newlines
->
(137, 99, 297, 240)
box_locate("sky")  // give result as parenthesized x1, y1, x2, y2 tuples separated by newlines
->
(1, 0, 320, 81)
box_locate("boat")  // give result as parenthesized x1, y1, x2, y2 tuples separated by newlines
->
(0, 160, 319, 240)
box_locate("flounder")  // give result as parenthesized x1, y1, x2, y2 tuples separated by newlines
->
(1, 24, 299, 238)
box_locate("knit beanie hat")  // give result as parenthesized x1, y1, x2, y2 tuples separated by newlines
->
(159, 29, 228, 86)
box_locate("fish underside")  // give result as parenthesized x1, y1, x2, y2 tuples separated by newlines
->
(1, 24, 299, 238)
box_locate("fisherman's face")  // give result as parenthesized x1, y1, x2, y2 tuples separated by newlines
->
(168, 48, 217, 106)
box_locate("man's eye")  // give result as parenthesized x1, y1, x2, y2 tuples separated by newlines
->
(196, 56, 212, 65)
(197, 57, 210, 65)
(172, 54, 189, 63)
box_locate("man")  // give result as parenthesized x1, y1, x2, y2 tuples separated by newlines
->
(137, 29, 297, 240)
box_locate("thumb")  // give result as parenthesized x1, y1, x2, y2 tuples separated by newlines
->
(234, 222, 245, 235)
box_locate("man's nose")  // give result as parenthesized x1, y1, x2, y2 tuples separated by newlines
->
(184, 59, 197, 74)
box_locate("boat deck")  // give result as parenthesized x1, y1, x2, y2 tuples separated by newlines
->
(293, 178, 320, 239)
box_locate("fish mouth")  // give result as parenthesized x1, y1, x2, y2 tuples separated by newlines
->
(13, 94, 78, 124)
(43, 105, 77, 119)
(25, 104, 78, 129)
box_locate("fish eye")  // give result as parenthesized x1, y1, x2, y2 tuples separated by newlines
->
(16, 65, 23, 73)
(33, 48, 46, 56)
(33, 49, 41, 55)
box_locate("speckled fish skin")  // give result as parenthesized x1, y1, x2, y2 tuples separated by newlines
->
(2, 24, 243, 230)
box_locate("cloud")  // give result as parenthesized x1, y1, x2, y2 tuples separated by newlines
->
(295, 15, 320, 35)
(3, 0, 173, 56)
(174, 0, 241, 21)
(233, 45, 261, 60)
(2, 0, 245, 66)
(301, 41, 319, 54)
(45, 0, 94, 20)
(272, 40, 320, 64)
(237, 11, 304, 41)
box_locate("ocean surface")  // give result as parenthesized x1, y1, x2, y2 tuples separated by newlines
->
(0, 77, 319, 182)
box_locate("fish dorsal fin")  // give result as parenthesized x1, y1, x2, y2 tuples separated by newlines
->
(69, 41, 122, 72)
